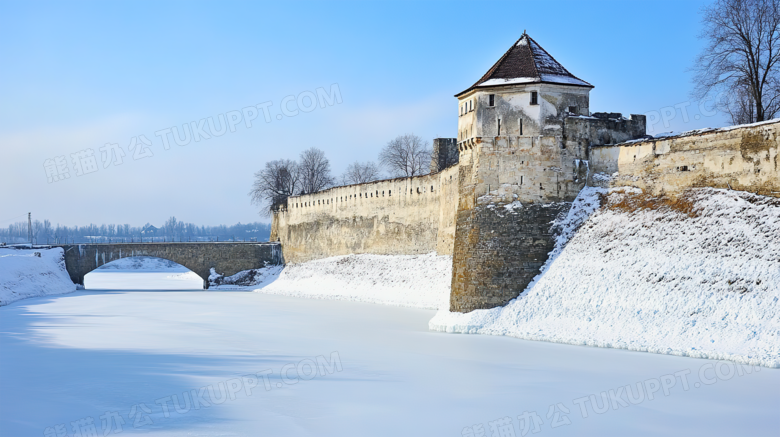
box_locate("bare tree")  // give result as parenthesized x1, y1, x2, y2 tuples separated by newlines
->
(43, 219, 52, 242)
(31, 220, 42, 244)
(249, 159, 301, 215)
(379, 134, 432, 177)
(164, 217, 178, 238)
(299, 147, 334, 194)
(693, 0, 780, 124)
(725, 79, 758, 123)
(341, 161, 382, 185)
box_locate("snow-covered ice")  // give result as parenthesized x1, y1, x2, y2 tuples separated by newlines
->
(0, 247, 77, 306)
(0, 273, 777, 437)
(85, 271, 203, 290)
(431, 187, 780, 368)
(255, 252, 452, 309)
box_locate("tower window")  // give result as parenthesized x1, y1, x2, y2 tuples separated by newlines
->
(497, 118, 501, 135)
(489, 94, 495, 106)
(530, 91, 538, 105)
(519, 119, 523, 135)
(568, 106, 577, 114)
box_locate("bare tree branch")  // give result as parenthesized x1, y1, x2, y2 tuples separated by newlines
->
(249, 159, 300, 216)
(299, 147, 334, 194)
(693, 0, 780, 123)
(378, 134, 432, 178)
(341, 161, 382, 185)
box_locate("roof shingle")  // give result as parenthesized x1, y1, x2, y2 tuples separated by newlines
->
(456, 33, 592, 97)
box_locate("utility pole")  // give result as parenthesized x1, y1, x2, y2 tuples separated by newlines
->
(28, 212, 32, 245)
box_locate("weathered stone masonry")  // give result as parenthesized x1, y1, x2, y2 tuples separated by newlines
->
(589, 121, 779, 196)
(450, 196, 568, 312)
(445, 34, 650, 312)
(56, 242, 282, 288)
(271, 165, 460, 263)
(273, 33, 648, 313)
(272, 33, 778, 313)
(431, 138, 459, 173)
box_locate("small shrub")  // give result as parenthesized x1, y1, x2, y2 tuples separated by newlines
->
(605, 190, 701, 218)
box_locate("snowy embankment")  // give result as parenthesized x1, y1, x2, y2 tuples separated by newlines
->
(0, 247, 77, 306)
(244, 253, 452, 309)
(431, 186, 780, 368)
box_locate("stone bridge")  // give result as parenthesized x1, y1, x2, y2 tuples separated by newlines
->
(54, 242, 283, 288)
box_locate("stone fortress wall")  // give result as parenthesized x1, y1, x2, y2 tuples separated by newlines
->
(271, 165, 460, 264)
(447, 88, 649, 312)
(271, 33, 779, 313)
(272, 117, 779, 312)
(589, 120, 780, 197)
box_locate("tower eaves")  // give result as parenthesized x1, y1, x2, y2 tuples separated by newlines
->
(456, 34, 593, 97)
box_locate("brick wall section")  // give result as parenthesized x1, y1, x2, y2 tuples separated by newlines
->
(55, 242, 282, 288)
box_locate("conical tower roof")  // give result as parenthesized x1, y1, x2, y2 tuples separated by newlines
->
(456, 33, 592, 97)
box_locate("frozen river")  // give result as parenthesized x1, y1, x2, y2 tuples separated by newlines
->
(1, 272, 778, 436)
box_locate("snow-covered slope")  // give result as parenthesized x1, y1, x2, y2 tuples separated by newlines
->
(255, 253, 452, 309)
(0, 247, 77, 306)
(430, 187, 780, 368)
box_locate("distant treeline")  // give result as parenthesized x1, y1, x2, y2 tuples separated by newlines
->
(1, 216, 271, 244)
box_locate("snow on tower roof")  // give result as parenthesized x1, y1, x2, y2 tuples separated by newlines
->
(456, 33, 593, 97)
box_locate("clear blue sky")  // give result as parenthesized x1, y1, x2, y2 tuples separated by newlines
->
(0, 0, 725, 227)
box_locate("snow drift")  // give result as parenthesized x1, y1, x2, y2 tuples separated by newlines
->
(253, 252, 452, 309)
(0, 247, 77, 306)
(430, 187, 780, 368)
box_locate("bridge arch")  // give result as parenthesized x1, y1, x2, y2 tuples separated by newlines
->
(56, 242, 282, 289)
